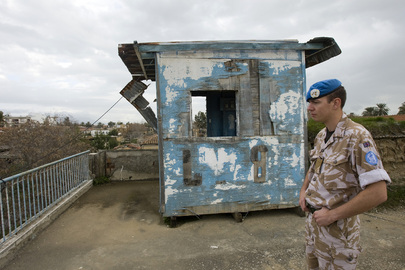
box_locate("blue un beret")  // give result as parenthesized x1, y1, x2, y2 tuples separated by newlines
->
(306, 79, 342, 101)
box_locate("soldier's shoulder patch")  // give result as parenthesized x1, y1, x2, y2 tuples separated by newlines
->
(365, 151, 378, 166)
(363, 142, 370, 148)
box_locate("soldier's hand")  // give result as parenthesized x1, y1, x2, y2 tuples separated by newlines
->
(299, 190, 309, 212)
(313, 207, 335, 226)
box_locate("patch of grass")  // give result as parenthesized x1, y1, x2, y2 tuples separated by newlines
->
(163, 216, 178, 228)
(349, 116, 404, 137)
(307, 118, 326, 142)
(163, 217, 171, 226)
(93, 176, 110, 185)
(307, 117, 405, 141)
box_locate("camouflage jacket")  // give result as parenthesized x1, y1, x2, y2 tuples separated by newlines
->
(305, 114, 391, 209)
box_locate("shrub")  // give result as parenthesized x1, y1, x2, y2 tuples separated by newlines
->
(307, 116, 405, 141)
(93, 176, 110, 185)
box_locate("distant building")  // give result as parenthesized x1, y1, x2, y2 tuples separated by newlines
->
(90, 129, 110, 137)
(140, 134, 158, 150)
(3, 115, 32, 127)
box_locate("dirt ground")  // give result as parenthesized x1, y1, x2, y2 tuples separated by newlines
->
(3, 181, 405, 270)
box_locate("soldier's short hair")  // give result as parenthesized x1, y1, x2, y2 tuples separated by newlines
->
(326, 86, 346, 108)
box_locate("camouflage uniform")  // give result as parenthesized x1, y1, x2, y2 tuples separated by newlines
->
(305, 114, 391, 269)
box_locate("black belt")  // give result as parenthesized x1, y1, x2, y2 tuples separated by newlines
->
(306, 203, 319, 214)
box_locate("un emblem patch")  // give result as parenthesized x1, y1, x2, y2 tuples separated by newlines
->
(310, 89, 320, 98)
(365, 151, 378, 166)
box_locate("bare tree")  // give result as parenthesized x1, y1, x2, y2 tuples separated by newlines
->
(122, 122, 150, 143)
(0, 111, 4, 127)
(0, 122, 90, 178)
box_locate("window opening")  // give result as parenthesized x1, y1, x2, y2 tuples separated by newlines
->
(191, 96, 207, 137)
(191, 91, 236, 137)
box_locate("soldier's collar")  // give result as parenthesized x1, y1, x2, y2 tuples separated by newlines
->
(333, 113, 349, 138)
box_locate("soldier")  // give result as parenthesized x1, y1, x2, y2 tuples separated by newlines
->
(299, 79, 391, 269)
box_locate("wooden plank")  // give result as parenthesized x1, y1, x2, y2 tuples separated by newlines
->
(138, 41, 324, 53)
(249, 60, 261, 135)
(166, 202, 298, 217)
(259, 78, 274, 136)
(238, 62, 254, 136)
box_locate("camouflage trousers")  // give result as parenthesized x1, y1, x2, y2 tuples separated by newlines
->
(305, 213, 362, 270)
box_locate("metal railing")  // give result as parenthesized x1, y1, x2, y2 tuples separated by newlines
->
(0, 151, 91, 245)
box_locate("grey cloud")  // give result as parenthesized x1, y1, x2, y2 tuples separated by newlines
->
(1, 0, 404, 124)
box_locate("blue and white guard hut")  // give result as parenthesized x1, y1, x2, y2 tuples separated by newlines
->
(118, 38, 341, 222)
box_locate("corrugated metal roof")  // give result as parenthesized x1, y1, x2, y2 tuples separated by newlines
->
(305, 37, 342, 68)
(118, 37, 341, 82)
(141, 134, 158, 145)
(118, 43, 156, 81)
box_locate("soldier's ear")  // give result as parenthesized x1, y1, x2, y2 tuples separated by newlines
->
(332, 98, 341, 109)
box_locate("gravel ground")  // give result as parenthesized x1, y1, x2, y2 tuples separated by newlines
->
(3, 181, 405, 270)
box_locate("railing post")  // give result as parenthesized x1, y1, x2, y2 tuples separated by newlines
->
(5, 184, 11, 240)
(0, 184, 5, 243)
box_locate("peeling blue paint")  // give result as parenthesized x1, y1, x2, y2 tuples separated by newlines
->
(162, 137, 305, 216)
(155, 47, 308, 217)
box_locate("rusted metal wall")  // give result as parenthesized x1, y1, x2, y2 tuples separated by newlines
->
(155, 48, 308, 217)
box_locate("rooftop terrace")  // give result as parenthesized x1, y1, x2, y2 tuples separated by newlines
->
(2, 180, 404, 269)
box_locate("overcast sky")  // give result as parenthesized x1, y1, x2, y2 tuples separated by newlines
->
(1, 0, 404, 124)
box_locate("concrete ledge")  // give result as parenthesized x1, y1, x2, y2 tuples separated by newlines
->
(0, 179, 93, 268)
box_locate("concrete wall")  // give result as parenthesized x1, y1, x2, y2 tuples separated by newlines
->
(88, 137, 405, 182)
(89, 150, 159, 180)
(375, 137, 405, 180)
